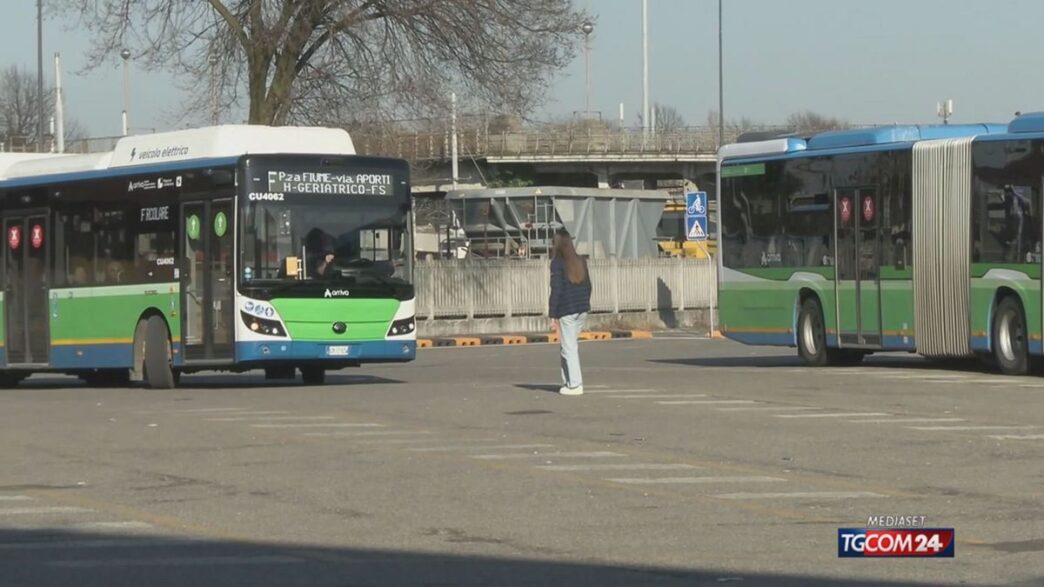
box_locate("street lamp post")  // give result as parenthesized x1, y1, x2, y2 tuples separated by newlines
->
(718, 0, 724, 148)
(120, 48, 131, 136)
(641, 0, 649, 135)
(209, 53, 219, 125)
(582, 21, 594, 121)
(37, 0, 44, 152)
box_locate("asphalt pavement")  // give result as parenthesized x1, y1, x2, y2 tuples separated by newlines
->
(0, 335, 1041, 586)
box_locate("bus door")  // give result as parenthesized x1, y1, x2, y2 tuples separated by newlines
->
(181, 199, 234, 362)
(3, 213, 50, 365)
(835, 188, 882, 346)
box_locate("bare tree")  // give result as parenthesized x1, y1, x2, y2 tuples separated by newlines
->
(652, 103, 685, 133)
(52, 0, 588, 127)
(785, 110, 850, 134)
(0, 66, 84, 151)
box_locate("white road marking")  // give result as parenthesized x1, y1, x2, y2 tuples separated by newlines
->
(986, 434, 1044, 440)
(199, 411, 289, 416)
(133, 407, 246, 414)
(250, 423, 383, 429)
(775, 412, 889, 419)
(607, 476, 784, 484)
(908, 425, 1039, 431)
(655, 400, 758, 405)
(75, 521, 154, 531)
(581, 389, 659, 394)
(608, 394, 710, 399)
(716, 406, 822, 412)
(48, 556, 305, 568)
(846, 418, 966, 424)
(408, 444, 554, 452)
(208, 416, 336, 422)
(0, 507, 91, 515)
(713, 491, 886, 499)
(0, 496, 33, 501)
(536, 464, 702, 472)
(470, 451, 624, 460)
(303, 430, 432, 438)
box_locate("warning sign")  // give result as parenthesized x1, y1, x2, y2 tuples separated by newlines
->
(7, 226, 20, 250)
(839, 196, 852, 225)
(688, 217, 707, 239)
(862, 195, 875, 222)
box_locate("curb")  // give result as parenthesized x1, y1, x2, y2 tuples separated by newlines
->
(417, 330, 652, 348)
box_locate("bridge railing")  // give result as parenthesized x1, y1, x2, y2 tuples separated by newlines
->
(353, 127, 770, 161)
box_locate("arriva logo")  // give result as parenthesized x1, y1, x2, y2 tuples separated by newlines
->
(324, 289, 350, 298)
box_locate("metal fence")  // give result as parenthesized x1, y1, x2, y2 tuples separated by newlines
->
(414, 257, 717, 319)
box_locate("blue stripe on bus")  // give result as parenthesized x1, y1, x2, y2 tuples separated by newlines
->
(970, 336, 990, 353)
(0, 156, 241, 188)
(51, 344, 134, 369)
(881, 336, 917, 351)
(235, 340, 416, 362)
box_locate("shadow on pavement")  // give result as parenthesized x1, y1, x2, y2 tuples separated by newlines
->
(651, 354, 996, 373)
(514, 383, 561, 393)
(8, 373, 404, 391)
(0, 527, 976, 587)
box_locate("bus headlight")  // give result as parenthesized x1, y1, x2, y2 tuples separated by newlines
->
(387, 317, 416, 337)
(241, 311, 284, 337)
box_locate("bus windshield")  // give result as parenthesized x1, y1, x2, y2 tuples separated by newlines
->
(238, 157, 412, 298)
(240, 199, 409, 285)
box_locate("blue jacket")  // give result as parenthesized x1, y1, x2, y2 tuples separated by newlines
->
(549, 257, 592, 318)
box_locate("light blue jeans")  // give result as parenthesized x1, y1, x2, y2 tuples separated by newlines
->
(559, 312, 587, 388)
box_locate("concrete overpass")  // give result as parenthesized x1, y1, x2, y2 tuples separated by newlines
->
(351, 127, 733, 194)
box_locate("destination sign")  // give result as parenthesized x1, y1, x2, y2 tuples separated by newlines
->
(266, 170, 394, 196)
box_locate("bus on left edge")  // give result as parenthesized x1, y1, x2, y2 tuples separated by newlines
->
(0, 124, 416, 388)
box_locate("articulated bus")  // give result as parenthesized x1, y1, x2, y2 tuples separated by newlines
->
(0, 125, 416, 388)
(716, 112, 1044, 375)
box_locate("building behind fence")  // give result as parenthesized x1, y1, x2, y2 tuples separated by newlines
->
(413, 256, 718, 335)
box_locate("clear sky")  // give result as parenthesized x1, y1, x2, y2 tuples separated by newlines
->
(4, 0, 1044, 137)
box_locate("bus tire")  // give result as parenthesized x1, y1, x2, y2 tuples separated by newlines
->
(992, 296, 1029, 376)
(797, 297, 840, 367)
(301, 366, 326, 385)
(143, 316, 176, 389)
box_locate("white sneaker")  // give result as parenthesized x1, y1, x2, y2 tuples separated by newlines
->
(559, 385, 584, 395)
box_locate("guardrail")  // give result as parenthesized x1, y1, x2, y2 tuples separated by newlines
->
(414, 256, 717, 319)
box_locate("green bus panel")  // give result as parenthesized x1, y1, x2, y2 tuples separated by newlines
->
(270, 298, 400, 341)
(50, 284, 181, 345)
(969, 273, 1041, 347)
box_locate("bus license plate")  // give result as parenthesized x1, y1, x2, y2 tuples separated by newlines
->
(325, 345, 351, 357)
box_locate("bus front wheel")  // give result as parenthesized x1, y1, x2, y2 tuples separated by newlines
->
(798, 298, 832, 366)
(992, 296, 1029, 376)
(143, 316, 176, 389)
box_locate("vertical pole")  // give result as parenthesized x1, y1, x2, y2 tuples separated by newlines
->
(451, 92, 459, 189)
(54, 53, 64, 153)
(37, 0, 44, 152)
(641, 0, 649, 135)
(584, 32, 591, 120)
(210, 54, 219, 125)
(718, 0, 724, 147)
(121, 50, 130, 136)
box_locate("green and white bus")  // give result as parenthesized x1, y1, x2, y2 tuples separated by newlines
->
(716, 112, 1044, 375)
(0, 125, 416, 388)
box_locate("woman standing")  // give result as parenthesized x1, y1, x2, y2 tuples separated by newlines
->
(549, 228, 592, 395)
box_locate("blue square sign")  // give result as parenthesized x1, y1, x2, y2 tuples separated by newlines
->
(685, 191, 708, 241)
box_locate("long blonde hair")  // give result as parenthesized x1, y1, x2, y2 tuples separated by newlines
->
(552, 229, 586, 284)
